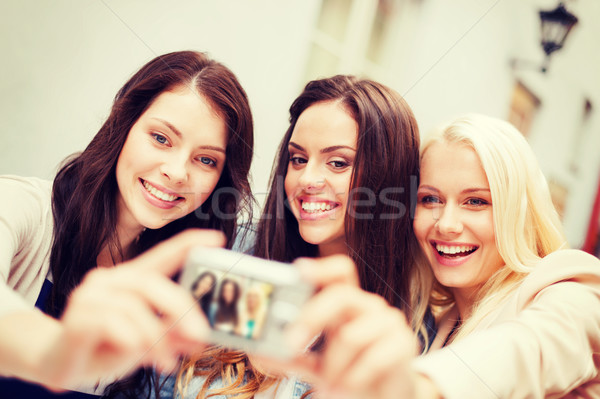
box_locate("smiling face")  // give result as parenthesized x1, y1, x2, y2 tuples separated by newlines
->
(193, 273, 216, 299)
(221, 281, 237, 305)
(413, 141, 505, 309)
(284, 100, 358, 256)
(115, 85, 227, 233)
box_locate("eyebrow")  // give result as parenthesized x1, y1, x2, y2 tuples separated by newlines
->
(289, 142, 356, 154)
(152, 117, 226, 153)
(418, 185, 490, 194)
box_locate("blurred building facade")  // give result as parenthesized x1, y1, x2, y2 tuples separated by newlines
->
(299, 0, 600, 255)
(1, 0, 598, 254)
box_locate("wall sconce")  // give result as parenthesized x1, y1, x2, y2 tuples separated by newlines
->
(511, 2, 578, 73)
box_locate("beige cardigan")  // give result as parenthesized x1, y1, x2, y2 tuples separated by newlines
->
(413, 249, 600, 398)
(0, 175, 53, 318)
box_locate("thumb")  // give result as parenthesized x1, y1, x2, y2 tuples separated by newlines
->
(127, 229, 226, 276)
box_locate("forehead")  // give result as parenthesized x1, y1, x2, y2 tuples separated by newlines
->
(421, 141, 489, 187)
(143, 86, 227, 146)
(291, 101, 358, 148)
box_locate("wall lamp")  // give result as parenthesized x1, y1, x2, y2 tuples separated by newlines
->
(511, 2, 578, 73)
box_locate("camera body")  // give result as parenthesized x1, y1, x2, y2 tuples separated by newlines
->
(180, 247, 314, 359)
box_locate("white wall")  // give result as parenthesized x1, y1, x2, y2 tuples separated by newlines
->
(381, 0, 600, 248)
(0, 0, 320, 197)
(393, 0, 515, 134)
(1, 0, 598, 247)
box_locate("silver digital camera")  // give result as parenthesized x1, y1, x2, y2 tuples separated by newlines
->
(180, 247, 314, 359)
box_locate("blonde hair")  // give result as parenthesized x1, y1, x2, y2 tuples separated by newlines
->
(421, 114, 567, 340)
(175, 347, 280, 399)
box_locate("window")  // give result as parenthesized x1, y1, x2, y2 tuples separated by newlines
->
(508, 81, 541, 136)
(304, 0, 405, 82)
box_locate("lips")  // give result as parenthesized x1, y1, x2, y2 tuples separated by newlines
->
(139, 178, 184, 209)
(434, 243, 478, 257)
(430, 240, 479, 266)
(297, 197, 341, 220)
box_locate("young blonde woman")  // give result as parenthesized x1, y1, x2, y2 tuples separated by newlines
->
(285, 114, 600, 398)
(167, 75, 434, 398)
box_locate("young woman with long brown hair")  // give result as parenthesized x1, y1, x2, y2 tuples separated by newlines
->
(168, 75, 434, 398)
(0, 50, 254, 398)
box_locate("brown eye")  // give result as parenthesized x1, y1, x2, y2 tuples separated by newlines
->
(289, 156, 307, 165)
(329, 160, 348, 168)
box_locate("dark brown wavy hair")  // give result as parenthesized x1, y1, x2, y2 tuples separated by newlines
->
(175, 75, 429, 399)
(214, 278, 241, 326)
(46, 51, 254, 397)
(255, 75, 428, 325)
(192, 271, 217, 316)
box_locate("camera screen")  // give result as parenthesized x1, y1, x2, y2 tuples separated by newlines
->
(188, 268, 273, 340)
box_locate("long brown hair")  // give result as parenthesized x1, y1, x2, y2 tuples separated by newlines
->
(255, 75, 426, 319)
(49, 50, 253, 317)
(46, 51, 254, 398)
(214, 279, 241, 326)
(177, 75, 429, 399)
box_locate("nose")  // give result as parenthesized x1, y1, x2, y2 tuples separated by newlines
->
(160, 153, 189, 184)
(298, 161, 325, 192)
(435, 205, 463, 235)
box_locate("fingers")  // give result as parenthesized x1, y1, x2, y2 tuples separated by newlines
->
(127, 229, 226, 276)
(93, 267, 209, 342)
(286, 285, 417, 399)
(288, 285, 389, 351)
(341, 313, 416, 392)
(53, 228, 225, 386)
(294, 254, 360, 288)
(322, 306, 409, 385)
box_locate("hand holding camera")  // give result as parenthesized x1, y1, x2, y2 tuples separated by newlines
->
(180, 247, 314, 360)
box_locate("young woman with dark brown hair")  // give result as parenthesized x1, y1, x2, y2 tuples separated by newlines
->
(255, 75, 429, 321)
(169, 75, 434, 399)
(211, 279, 241, 333)
(0, 50, 254, 398)
(191, 271, 217, 318)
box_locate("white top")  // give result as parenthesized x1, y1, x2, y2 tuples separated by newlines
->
(0, 175, 112, 395)
(0, 175, 54, 318)
(413, 249, 600, 399)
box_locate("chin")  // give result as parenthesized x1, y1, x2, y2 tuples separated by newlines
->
(298, 231, 328, 246)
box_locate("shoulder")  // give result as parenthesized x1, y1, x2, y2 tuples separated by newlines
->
(0, 175, 52, 214)
(517, 249, 600, 307)
(528, 249, 599, 283)
(0, 175, 53, 234)
(0, 175, 52, 198)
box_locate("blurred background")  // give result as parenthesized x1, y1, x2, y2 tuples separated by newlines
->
(1, 0, 598, 256)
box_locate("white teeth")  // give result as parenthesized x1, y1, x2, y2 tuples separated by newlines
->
(301, 201, 333, 213)
(143, 181, 178, 202)
(435, 244, 476, 255)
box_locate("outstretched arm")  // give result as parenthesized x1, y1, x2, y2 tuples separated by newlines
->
(0, 229, 223, 391)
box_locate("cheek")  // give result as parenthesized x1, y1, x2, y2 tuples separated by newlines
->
(336, 176, 351, 205)
(115, 145, 133, 188)
(190, 171, 222, 203)
(412, 209, 430, 243)
(284, 171, 296, 201)
(472, 214, 497, 244)
(116, 132, 149, 180)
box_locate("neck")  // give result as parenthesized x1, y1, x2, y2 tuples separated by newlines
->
(452, 287, 476, 321)
(97, 204, 145, 267)
(318, 238, 348, 258)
